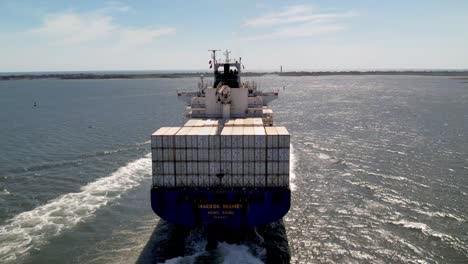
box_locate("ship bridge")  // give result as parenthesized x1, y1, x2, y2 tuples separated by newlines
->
(178, 50, 278, 122)
(213, 51, 241, 88)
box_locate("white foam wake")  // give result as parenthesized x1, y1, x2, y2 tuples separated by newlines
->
(162, 242, 264, 264)
(0, 154, 151, 263)
(289, 144, 297, 191)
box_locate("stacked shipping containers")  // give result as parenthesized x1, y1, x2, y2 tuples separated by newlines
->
(151, 119, 289, 188)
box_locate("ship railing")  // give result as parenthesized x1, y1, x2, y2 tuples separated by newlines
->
(190, 104, 205, 109)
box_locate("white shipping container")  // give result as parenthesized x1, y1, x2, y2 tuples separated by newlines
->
(254, 127, 266, 148)
(187, 127, 201, 148)
(152, 175, 163, 187)
(265, 127, 278, 148)
(244, 118, 254, 126)
(243, 149, 255, 162)
(208, 133, 221, 149)
(278, 136, 290, 148)
(267, 149, 279, 161)
(243, 127, 255, 148)
(175, 149, 186, 161)
(175, 162, 187, 175)
(185, 135, 193, 148)
(197, 149, 209, 161)
(254, 136, 266, 149)
(280, 174, 289, 187)
(278, 148, 289, 161)
(231, 176, 243, 187)
(186, 162, 197, 175)
(220, 175, 231, 187)
(243, 175, 255, 187)
(209, 162, 220, 175)
(198, 162, 209, 174)
(242, 161, 250, 175)
(197, 127, 212, 148)
(195, 120, 205, 127)
(221, 161, 232, 174)
(232, 149, 243, 161)
(199, 175, 210, 187)
(163, 175, 176, 187)
(276, 127, 290, 148)
(187, 175, 198, 186)
(162, 135, 171, 148)
(254, 148, 266, 161)
(241, 135, 249, 149)
(153, 161, 164, 175)
(151, 148, 163, 162)
(184, 119, 199, 127)
(253, 118, 263, 126)
(164, 162, 175, 175)
(176, 175, 187, 187)
(186, 149, 197, 161)
(209, 149, 220, 161)
(151, 136, 160, 149)
(278, 161, 290, 174)
(221, 127, 233, 148)
(221, 136, 232, 148)
(254, 175, 266, 187)
(266, 175, 280, 187)
(221, 148, 232, 161)
(232, 127, 244, 147)
(163, 149, 174, 161)
(224, 119, 236, 126)
(175, 127, 191, 148)
(174, 136, 185, 149)
(255, 161, 266, 175)
(210, 176, 223, 186)
(205, 119, 219, 127)
(232, 161, 243, 175)
(230, 135, 241, 148)
(234, 119, 244, 126)
(151, 127, 170, 148)
(267, 161, 278, 175)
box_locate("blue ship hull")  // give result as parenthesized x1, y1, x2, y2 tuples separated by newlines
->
(151, 187, 291, 228)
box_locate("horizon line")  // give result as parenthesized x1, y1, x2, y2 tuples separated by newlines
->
(2, 68, 468, 74)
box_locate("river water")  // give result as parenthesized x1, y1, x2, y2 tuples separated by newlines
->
(0, 75, 467, 263)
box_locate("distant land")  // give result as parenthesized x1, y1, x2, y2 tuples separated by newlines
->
(1, 71, 468, 80)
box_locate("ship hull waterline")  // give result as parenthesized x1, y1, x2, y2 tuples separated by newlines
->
(151, 187, 291, 228)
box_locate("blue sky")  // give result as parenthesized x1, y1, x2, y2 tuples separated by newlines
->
(0, 0, 467, 72)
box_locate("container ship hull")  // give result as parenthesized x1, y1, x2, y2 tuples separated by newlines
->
(150, 50, 290, 230)
(151, 187, 290, 228)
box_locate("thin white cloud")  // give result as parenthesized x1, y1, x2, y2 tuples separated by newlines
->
(244, 5, 356, 27)
(248, 23, 346, 40)
(243, 4, 356, 40)
(101, 1, 131, 13)
(116, 27, 176, 48)
(32, 13, 115, 45)
(30, 4, 174, 48)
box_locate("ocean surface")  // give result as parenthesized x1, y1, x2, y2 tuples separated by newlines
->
(0, 75, 467, 263)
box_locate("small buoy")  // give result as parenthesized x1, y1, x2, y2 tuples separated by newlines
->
(33, 101, 37, 107)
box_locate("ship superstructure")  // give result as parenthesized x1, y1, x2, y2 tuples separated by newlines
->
(150, 50, 290, 228)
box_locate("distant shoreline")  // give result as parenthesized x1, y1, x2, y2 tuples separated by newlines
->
(1, 71, 468, 80)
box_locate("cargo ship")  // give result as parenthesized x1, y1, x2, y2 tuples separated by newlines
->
(150, 50, 290, 231)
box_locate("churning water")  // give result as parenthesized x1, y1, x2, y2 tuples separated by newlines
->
(0, 75, 467, 263)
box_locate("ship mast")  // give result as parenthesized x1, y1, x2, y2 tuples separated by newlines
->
(208, 49, 221, 65)
(223, 50, 231, 63)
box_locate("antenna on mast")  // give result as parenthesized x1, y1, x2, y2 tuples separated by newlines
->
(223, 50, 231, 63)
(208, 49, 221, 63)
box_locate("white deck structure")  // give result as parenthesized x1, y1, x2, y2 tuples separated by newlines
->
(151, 50, 289, 188)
